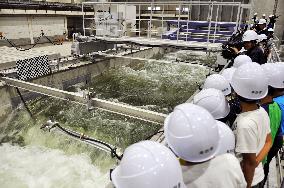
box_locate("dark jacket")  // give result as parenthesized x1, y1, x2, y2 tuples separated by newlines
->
(245, 46, 267, 64)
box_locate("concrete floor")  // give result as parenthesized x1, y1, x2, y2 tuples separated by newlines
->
(35, 41, 72, 57)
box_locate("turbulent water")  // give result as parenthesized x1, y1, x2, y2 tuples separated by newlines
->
(0, 50, 215, 187)
(0, 143, 108, 188)
(86, 59, 210, 113)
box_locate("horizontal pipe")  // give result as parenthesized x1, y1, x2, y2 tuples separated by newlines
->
(1, 76, 167, 124)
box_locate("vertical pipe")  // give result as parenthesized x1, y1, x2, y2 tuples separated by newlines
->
(187, 4, 190, 42)
(177, 3, 181, 43)
(139, 4, 141, 37)
(198, 0, 201, 21)
(234, 3, 241, 33)
(82, 3, 85, 36)
(149, 2, 153, 39)
(124, 2, 127, 37)
(161, 4, 164, 39)
(213, 4, 219, 43)
(230, 0, 235, 22)
(239, 6, 244, 30)
(206, 2, 213, 44)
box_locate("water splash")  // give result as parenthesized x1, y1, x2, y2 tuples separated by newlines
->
(0, 143, 109, 188)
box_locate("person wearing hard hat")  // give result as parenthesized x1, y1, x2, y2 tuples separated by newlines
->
(242, 30, 267, 64)
(193, 88, 236, 154)
(193, 88, 237, 127)
(233, 55, 253, 68)
(256, 19, 268, 36)
(221, 67, 237, 84)
(231, 63, 272, 188)
(110, 140, 186, 188)
(203, 74, 231, 96)
(260, 63, 284, 184)
(164, 103, 246, 188)
(202, 74, 242, 127)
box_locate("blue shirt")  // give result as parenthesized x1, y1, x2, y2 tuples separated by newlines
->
(273, 95, 284, 135)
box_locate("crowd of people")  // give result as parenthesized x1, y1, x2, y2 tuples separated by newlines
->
(230, 13, 278, 66)
(107, 13, 284, 188)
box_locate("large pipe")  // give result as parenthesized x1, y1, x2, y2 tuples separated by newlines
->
(1, 76, 167, 124)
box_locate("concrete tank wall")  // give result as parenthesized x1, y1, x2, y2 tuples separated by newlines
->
(3, 47, 167, 107)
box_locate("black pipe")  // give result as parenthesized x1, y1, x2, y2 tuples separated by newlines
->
(16, 87, 33, 118)
(54, 124, 122, 160)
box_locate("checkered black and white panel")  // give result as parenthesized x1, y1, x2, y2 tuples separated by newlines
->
(16, 55, 51, 80)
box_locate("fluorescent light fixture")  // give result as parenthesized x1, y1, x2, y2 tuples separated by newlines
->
(176, 7, 180, 11)
(183, 7, 189, 12)
(148, 6, 161, 11)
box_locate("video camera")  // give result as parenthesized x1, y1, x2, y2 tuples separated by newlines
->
(221, 30, 244, 60)
(268, 15, 280, 29)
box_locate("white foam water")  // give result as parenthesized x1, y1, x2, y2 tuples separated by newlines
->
(0, 143, 109, 188)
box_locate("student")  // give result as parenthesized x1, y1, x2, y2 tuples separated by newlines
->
(261, 63, 284, 184)
(233, 55, 253, 68)
(201, 75, 240, 127)
(164, 103, 246, 188)
(193, 88, 232, 124)
(111, 140, 186, 188)
(203, 74, 231, 96)
(231, 63, 272, 188)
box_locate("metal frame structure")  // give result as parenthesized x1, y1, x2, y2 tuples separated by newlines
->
(82, 1, 252, 47)
(0, 76, 166, 124)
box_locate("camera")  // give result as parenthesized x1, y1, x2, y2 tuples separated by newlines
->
(221, 31, 244, 60)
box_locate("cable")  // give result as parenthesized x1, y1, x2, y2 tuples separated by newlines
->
(1, 34, 60, 51)
(44, 123, 122, 160)
(15, 87, 33, 118)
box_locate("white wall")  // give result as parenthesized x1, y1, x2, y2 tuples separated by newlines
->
(0, 16, 67, 42)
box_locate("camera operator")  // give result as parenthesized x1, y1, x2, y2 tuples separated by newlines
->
(267, 15, 279, 29)
(256, 19, 268, 36)
(231, 30, 267, 64)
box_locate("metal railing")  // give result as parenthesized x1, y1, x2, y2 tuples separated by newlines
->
(81, 1, 252, 45)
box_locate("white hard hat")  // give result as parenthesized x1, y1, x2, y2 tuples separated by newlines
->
(216, 121, 235, 155)
(193, 88, 230, 119)
(164, 103, 220, 163)
(233, 55, 252, 68)
(254, 12, 258, 16)
(242, 30, 259, 42)
(221, 67, 236, 84)
(258, 34, 268, 42)
(111, 140, 185, 188)
(261, 63, 284, 88)
(203, 74, 231, 95)
(268, 28, 274, 32)
(262, 14, 266, 17)
(258, 18, 267, 24)
(231, 63, 268, 100)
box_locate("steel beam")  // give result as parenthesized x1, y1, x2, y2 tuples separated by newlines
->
(1, 77, 167, 124)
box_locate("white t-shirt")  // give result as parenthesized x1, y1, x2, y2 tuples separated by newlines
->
(232, 107, 271, 186)
(182, 153, 247, 188)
